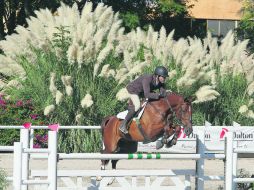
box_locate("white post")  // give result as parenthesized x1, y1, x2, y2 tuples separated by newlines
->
(195, 130, 205, 190)
(225, 132, 233, 190)
(48, 131, 57, 190)
(232, 122, 239, 190)
(232, 139, 237, 190)
(20, 129, 29, 190)
(13, 142, 22, 190)
(30, 129, 34, 149)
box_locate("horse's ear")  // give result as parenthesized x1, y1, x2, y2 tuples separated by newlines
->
(184, 96, 194, 103)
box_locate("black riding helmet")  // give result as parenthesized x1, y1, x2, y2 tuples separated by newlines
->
(154, 66, 169, 77)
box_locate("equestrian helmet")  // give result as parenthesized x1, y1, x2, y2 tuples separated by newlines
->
(154, 66, 169, 77)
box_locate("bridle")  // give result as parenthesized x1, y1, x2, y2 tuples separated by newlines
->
(148, 95, 192, 129)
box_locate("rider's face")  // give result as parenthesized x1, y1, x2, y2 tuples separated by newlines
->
(158, 76, 166, 83)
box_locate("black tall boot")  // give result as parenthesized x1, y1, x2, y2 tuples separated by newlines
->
(119, 108, 136, 134)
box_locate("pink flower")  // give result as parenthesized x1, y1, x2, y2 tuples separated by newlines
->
(23, 122, 32, 129)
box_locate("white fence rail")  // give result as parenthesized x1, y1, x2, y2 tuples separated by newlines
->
(1, 125, 254, 190)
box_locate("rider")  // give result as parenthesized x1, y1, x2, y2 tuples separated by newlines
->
(119, 66, 169, 134)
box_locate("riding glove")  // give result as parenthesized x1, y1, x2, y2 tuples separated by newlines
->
(159, 91, 166, 98)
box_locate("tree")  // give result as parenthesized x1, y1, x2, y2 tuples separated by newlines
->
(101, 0, 195, 37)
(236, 0, 254, 53)
(0, 0, 60, 40)
(0, 1, 5, 40)
(0, 0, 205, 42)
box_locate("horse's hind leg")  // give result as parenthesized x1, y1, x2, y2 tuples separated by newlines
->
(97, 138, 120, 181)
(108, 141, 138, 185)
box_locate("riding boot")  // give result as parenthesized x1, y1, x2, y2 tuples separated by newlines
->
(119, 107, 136, 134)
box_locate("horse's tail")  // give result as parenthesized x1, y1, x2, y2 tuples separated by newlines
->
(100, 116, 112, 136)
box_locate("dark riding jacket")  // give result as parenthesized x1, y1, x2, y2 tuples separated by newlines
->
(126, 74, 166, 99)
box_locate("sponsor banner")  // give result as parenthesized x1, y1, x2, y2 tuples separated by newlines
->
(137, 126, 254, 153)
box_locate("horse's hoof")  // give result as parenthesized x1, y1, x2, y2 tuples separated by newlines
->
(96, 176, 103, 181)
(156, 140, 164, 149)
(107, 177, 116, 185)
(166, 139, 177, 148)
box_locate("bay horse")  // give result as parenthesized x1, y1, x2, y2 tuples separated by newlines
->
(100, 92, 193, 172)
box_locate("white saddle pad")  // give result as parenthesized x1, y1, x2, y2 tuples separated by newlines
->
(116, 101, 148, 120)
(117, 110, 128, 120)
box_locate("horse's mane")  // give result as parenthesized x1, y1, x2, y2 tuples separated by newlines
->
(167, 91, 184, 99)
(167, 91, 192, 104)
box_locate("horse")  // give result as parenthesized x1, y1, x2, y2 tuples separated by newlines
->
(99, 92, 193, 173)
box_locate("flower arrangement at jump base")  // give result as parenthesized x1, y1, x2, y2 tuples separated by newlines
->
(25, 123, 59, 148)
(0, 2, 253, 152)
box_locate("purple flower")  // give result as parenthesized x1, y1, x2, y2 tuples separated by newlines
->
(16, 100, 23, 107)
(30, 114, 38, 120)
(35, 134, 43, 141)
(33, 143, 41, 148)
(41, 135, 48, 143)
(0, 99, 6, 106)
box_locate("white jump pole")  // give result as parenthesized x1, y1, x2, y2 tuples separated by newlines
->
(195, 130, 205, 190)
(48, 130, 57, 190)
(13, 142, 23, 190)
(20, 129, 29, 190)
(225, 132, 233, 190)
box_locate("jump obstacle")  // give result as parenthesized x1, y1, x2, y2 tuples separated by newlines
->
(1, 125, 254, 190)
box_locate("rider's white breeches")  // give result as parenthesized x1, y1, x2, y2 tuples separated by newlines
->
(129, 94, 140, 112)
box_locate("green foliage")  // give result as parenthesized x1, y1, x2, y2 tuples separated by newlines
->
(0, 168, 7, 189)
(193, 74, 252, 125)
(158, 0, 187, 14)
(120, 12, 140, 32)
(236, 0, 254, 52)
(98, 0, 203, 37)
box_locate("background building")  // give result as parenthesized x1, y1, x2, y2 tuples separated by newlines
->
(188, 0, 243, 38)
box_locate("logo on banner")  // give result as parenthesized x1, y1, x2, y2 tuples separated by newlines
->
(220, 128, 229, 139)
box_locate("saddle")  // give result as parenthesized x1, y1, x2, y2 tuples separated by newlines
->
(116, 101, 148, 120)
(117, 101, 155, 143)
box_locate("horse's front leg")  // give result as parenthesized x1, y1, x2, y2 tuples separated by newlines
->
(166, 125, 181, 148)
(156, 125, 175, 149)
(96, 149, 110, 181)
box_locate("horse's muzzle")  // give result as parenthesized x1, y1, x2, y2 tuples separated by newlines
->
(184, 127, 193, 136)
